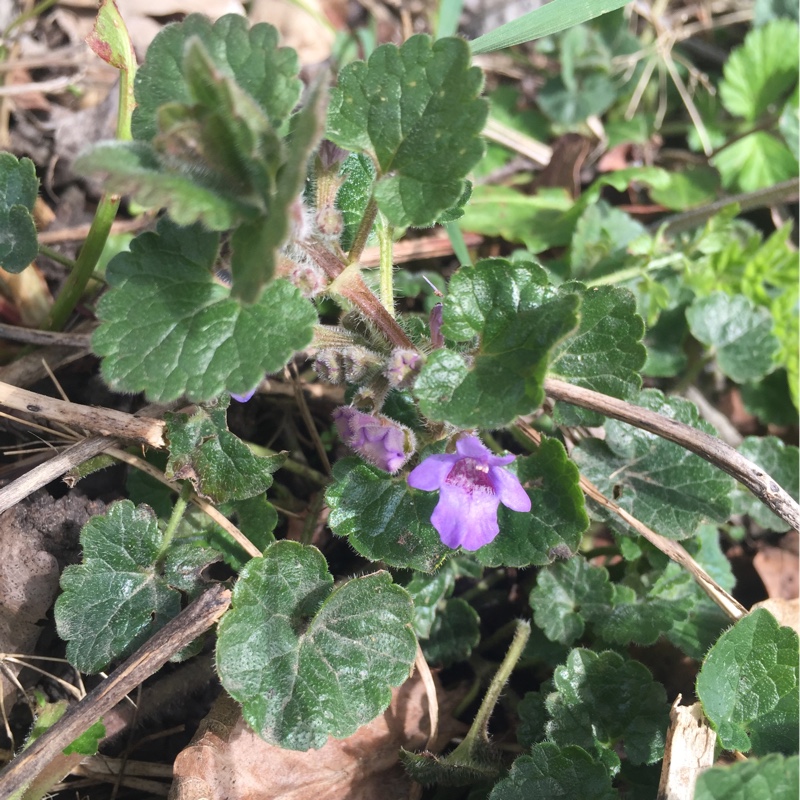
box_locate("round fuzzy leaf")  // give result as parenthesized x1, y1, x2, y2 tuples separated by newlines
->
(326, 458, 450, 572)
(550, 283, 645, 426)
(54, 501, 181, 674)
(475, 437, 589, 568)
(529, 557, 614, 645)
(719, 20, 799, 122)
(92, 218, 317, 403)
(215, 541, 417, 750)
(686, 292, 780, 383)
(697, 609, 799, 755)
(573, 390, 734, 540)
(414, 260, 580, 428)
(695, 754, 799, 800)
(545, 649, 669, 766)
(132, 13, 301, 141)
(420, 597, 480, 667)
(0, 153, 39, 273)
(488, 743, 616, 800)
(327, 35, 487, 227)
(730, 437, 799, 532)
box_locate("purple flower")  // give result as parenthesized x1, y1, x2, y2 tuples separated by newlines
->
(333, 407, 416, 474)
(407, 436, 531, 551)
(231, 387, 257, 403)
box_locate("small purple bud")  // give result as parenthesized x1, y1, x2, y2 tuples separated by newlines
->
(429, 303, 444, 348)
(385, 348, 422, 390)
(277, 252, 327, 298)
(314, 346, 383, 385)
(332, 407, 416, 474)
(315, 206, 343, 238)
(231, 387, 257, 403)
(317, 140, 348, 171)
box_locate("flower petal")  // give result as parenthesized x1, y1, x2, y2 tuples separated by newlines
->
(407, 454, 457, 490)
(489, 466, 531, 513)
(455, 435, 492, 461)
(431, 484, 501, 551)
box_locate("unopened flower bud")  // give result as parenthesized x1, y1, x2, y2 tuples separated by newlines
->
(288, 196, 313, 242)
(429, 303, 444, 348)
(276, 252, 326, 297)
(385, 349, 422, 389)
(332, 406, 416, 473)
(314, 345, 383, 385)
(315, 206, 343, 238)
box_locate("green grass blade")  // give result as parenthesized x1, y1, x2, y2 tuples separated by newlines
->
(469, 0, 632, 53)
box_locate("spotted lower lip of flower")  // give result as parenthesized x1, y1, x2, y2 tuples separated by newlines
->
(407, 435, 531, 551)
(333, 406, 416, 474)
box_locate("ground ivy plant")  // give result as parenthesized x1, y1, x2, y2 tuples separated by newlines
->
(1, 2, 798, 797)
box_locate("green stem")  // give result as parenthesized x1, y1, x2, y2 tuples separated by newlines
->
(449, 620, 530, 762)
(445, 221, 473, 267)
(376, 214, 395, 317)
(157, 483, 190, 562)
(246, 442, 329, 486)
(38, 244, 77, 271)
(347, 196, 378, 265)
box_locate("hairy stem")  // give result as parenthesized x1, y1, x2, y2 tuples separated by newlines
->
(347, 196, 378, 265)
(376, 214, 395, 317)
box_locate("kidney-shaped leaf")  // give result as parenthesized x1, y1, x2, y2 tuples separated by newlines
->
(216, 541, 417, 750)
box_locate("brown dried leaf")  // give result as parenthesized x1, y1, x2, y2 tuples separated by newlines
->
(753, 531, 799, 600)
(171, 671, 449, 800)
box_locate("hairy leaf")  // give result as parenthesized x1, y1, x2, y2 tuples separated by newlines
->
(92, 218, 316, 402)
(420, 598, 480, 666)
(54, 501, 181, 673)
(697, 609, 799, 755)
(327, 35, 487, 227)
(694, 754, 799, 800)
(215, 541, 416, 750)
(0, 153, 39, 273)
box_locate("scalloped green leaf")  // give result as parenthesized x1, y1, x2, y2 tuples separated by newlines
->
(695, 754, 799, 800)
(414, 260, 580, 428)
(712, 132, 799, 193)
(92, 218, 317, 403)
(336, 152, 376, 251)
(697, 608, 799, 755)
(573, 390, 734, 540)
(730, 437, 799, 532)
(0, 153, 39, 273)
(406, 567, 456, 638)
(475, 437, 589, 568)
(488, 743, 616, 800)
(421, 597, 480, 667)
(719, 20, 799, 122)
(546, 649, 669, 766)
(326, 457, 450, 572)
(54, 501, 181, 674)
(327, 35, 487, 227)
(132, 13, 301, 142)
(686, 292, 780, 383)
(529, 557, 614, 645)
(215, 541, 416, 750)
(550, 283, 646, 426)
(165, 395, 284, 503)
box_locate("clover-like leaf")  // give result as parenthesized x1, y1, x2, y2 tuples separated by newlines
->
(729, 437, 799, 532)
(686, 292, 780, 383)
(529, 557, 614, 645)
(475, 437, 589, 568)
(326, 457, 450, 572)
(719, 20, 799, 122)
(165, 396, 284, 503)
(712, 132, 799, 193)
(54, 501, 181, 674)
(215, 541, 417, 750)
(695, 754, 799, 800)
(488, 743, 616, 800)
(414, 260, 580, 428)
(573, 390, 734, 540)
(546, 649, 669, 766)
(549, 283, 646, 426)
(92, 218, 317, 403)
(132, 13, 301, 142)
(0, 152, 39, 273)
(327, 35, 487, 227)
(697, 608, 799, 755)
(421, 598, 480, 667)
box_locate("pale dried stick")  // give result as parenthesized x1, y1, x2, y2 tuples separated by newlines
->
(544, 378, 800, 532)
(0, 585, 232, 799)
(516, 421, 746, 621)
(0, 382, 166, 448)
